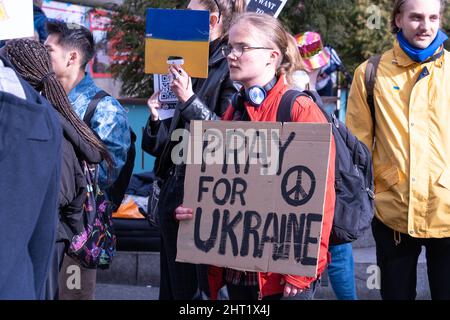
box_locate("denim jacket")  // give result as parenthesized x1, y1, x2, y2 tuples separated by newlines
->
(68, 73, 130, 188)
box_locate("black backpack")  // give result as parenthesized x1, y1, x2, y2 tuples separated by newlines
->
(275, 89, 375, 245)
(83, 90, 137, 208)
(365, 55, 382, 129)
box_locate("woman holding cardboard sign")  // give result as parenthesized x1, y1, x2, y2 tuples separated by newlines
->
(175, 12, 336, 300)
(142, 0, 246, 300)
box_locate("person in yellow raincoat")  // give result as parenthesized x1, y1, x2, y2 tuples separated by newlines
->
(346, 0, 450, 300)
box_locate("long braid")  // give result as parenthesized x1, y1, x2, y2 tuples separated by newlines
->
(4, 39, 114, 170)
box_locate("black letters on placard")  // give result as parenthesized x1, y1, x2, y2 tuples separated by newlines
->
(200, 140, 208, 173)
(288, 213, 306, 263)
(222, 130, 245, 175)
(276, 131, 295, 175)
(302, 213, 322, 266)
(230, 177, 247, 206)
(198, 176, 214, 202)
(240, 211, 262, 258)
(273, 214, 288, 261)
(218, 209, 243, 256)
(212, 178, 231, 205)
(194, 207, 220, 253)
(281, 165, 316, 206)
(257, 212, 278, 258)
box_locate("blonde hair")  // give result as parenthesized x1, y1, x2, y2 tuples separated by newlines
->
(230, 12, 298, 84)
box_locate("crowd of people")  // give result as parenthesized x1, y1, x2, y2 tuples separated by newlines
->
(1, 0, 450, 300)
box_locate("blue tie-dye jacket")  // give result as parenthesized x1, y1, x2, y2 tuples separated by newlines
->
(68, 73, 131, 189)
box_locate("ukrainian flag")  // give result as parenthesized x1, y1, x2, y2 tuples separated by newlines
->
(145, 8, 210, 78)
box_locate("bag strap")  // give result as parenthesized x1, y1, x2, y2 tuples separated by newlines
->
(276, 89, 312, 122)
(365, 55, 381, 128)
(277, 89, 334, 124)
(83, 90, 110, 126)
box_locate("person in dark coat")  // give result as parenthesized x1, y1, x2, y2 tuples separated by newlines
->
(33, 0, 48, 43)
(141, 0, 246, 300)
(3, 39, 113, 299)
(0, 55, 62, 300)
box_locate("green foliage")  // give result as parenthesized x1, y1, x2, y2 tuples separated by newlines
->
(279, 0, 392, 75)
(280, 0, 450, 74)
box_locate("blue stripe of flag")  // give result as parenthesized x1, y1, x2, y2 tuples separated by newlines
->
(145, 8, 210, 42)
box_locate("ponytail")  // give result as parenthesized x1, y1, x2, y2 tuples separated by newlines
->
(4, 39, 115, 171)
(278, 31, 304, 85)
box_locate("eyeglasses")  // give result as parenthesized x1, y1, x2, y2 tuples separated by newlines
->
(221, 44, 273, 58)
(212, 0, 221, 23)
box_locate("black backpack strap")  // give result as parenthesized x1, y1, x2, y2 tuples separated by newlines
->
(302, 89, 333, 122)
(365, 55, 381, 127)
(303, 89, 324, 108)
(276, 89, 310, 122)
(83, 90, 110, 126)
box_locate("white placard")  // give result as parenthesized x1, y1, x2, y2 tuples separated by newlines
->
(0, 0, 34, 41)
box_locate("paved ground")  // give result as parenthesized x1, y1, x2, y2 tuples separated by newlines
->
(95, 283, 158, 300)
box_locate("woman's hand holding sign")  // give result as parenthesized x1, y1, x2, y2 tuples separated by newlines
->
(174, 205, 194, 221)
(283, 282, 304, 297)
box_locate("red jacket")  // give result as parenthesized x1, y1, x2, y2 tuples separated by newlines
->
(208, 76, 336, 298)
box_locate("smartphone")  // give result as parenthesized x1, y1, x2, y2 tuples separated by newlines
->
(167, 56, 184, 66)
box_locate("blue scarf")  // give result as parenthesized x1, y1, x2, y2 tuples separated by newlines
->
(397, 29, 448, 63)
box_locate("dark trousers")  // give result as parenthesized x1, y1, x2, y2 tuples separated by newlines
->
(227, 279, 320, 300)
(372, 217, 450, 300)
(58, 254, 97, 300)
(158, 173, 199, 300)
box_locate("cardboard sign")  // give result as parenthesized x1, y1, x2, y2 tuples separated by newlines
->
(0, 0, 34, 41)
(145, 8, 210, 78)
(177, 120, 332, 277)
(246, 0, 288, 18)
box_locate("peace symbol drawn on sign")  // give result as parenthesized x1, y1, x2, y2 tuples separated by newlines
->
(281, 165, 316, 206)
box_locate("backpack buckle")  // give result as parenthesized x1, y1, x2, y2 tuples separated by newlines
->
(366, 188, 375, 199)
(331, 113, 339, 128)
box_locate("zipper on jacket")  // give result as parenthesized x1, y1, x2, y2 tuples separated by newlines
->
(394, 230, 401, 246)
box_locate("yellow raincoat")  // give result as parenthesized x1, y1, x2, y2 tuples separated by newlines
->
(346, 41, 450, 238)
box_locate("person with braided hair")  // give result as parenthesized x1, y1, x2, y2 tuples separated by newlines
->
(44, 21, 131, 299)
(3, 39, 114, 300)
(44, 20, 131, 194)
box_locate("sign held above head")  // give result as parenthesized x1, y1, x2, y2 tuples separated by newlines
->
(145, 8, 210, 78)
(245, 0, 288, 18)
